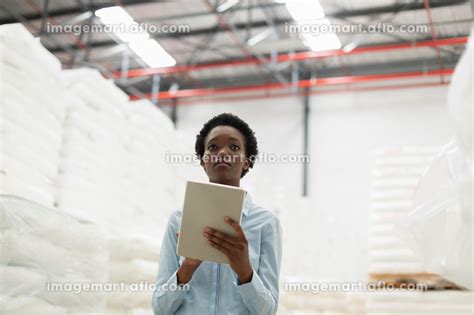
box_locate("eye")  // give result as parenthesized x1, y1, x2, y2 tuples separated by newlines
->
(230, 144, 240, 151)
(207, 144, 217, 150)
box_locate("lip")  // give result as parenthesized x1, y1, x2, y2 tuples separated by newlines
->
(214, 161, 231, 167)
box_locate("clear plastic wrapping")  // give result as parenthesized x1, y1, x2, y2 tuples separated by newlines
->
(0, 194, 108, 314)
(394, 31, 473, 289)
(394, 142, 472, 289)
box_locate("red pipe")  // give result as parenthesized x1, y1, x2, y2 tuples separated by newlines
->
(129, 68, 454, 100)
(118, 37, 467, 78)
(159, 81, 450, 106)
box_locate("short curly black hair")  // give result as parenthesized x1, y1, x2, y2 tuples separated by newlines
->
(195, 113, 258, 178)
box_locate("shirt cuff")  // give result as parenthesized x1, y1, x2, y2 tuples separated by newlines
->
(236, 268, 266, 301)
(157, 270, 191, 297)
(152, 270, 190, 314)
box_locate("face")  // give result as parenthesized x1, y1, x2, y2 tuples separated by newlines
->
(201, 125, 250, 186)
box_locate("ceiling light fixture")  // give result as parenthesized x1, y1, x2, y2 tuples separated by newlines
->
(217, 0, 239, 13)
(285, 1, 341, 52)
(96, 6, 176, 68)
(247, 28, 274, 46)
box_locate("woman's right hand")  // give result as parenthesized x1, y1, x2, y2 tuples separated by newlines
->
(176, 232, 202, 284)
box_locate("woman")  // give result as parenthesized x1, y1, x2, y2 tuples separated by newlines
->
(152, 113, 282, 314)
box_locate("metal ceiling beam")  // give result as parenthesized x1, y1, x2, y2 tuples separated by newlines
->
(44, 0, 469, 52)
(4, 0, 464, 26)
(0, 0, 161, 24)
(162, 81, 451, 106)
(135, 0, 468, 23)
(330, 0, 468, 18)
(87, 18, 471, 63)
(184, 2, 240, 67)
(126, 53, 460, 94)
(46, 18, 290, 52)
(152, 55, 459, 90)
(203, 0, 288, 85)
(137, 2, 285, 24)
(129, 68, 454, 100)
(113, 36, 468, 78)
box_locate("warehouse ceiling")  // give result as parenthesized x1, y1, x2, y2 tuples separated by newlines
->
(0, 0, 472, 101)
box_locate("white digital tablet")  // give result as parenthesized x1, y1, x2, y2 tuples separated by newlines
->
(176, 181, 246, 264)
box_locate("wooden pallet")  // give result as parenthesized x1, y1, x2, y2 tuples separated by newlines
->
(369, 273, 465, 290)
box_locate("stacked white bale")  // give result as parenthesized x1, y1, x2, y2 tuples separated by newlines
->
(0, 24, 66, 207)
(106, 233, 160, 315)
(56, 68, 134, 228)
(369, 147, 442, 274)
(56, 75, 178, 313)
(0, 23, 181, 315)
(125, 99, 178, 238)
(366, 290, 473, 315)
(56, 71, 180, 315)
(0, 195, 108, 314)
(104, 100, 178, 315)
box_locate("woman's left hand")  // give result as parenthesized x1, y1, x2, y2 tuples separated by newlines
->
(203, 217, 253, 284)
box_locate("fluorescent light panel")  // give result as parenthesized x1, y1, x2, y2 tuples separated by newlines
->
(300, 18, 341, 51)
(96, 6, 175, 68)
(285, 0, 325, 21)
(217, 0, 239, 12)
(247, 28, 273, 46)
(129, 39, 176, 68)
(285, 1, 341, 52)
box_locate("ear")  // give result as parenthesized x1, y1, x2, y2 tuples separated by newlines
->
(243, 158, 250, 171)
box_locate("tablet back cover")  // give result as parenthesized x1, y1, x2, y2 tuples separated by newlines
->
(176, 181, 245, 264)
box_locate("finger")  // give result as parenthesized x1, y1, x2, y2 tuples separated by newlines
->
(224, 217, 245, 239)
(176, 232, 180, 238)
(203, 228, 238, 245)
(206, 234, 234, 250)
(208, 239, 230, 254)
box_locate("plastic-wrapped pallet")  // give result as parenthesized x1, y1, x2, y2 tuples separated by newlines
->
(0, 194, 108, 314)
(0, 24, 66, 207)
(394, 30, 473, 290)
(369, 147, 442, 275)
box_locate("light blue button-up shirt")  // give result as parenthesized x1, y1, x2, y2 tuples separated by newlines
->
(152, 192, 282, 315)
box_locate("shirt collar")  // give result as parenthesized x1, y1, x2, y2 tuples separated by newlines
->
(243, 190, 252, 217)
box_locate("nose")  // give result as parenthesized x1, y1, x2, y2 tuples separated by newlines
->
(215, 147, 231, 164)
(217, 146, 230, 156)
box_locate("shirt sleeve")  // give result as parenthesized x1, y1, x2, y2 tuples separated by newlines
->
(236, 214, 283, 314)
(152, 211, 190, 314)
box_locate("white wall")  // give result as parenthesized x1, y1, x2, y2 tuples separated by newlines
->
(173, 82, 455, 283)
